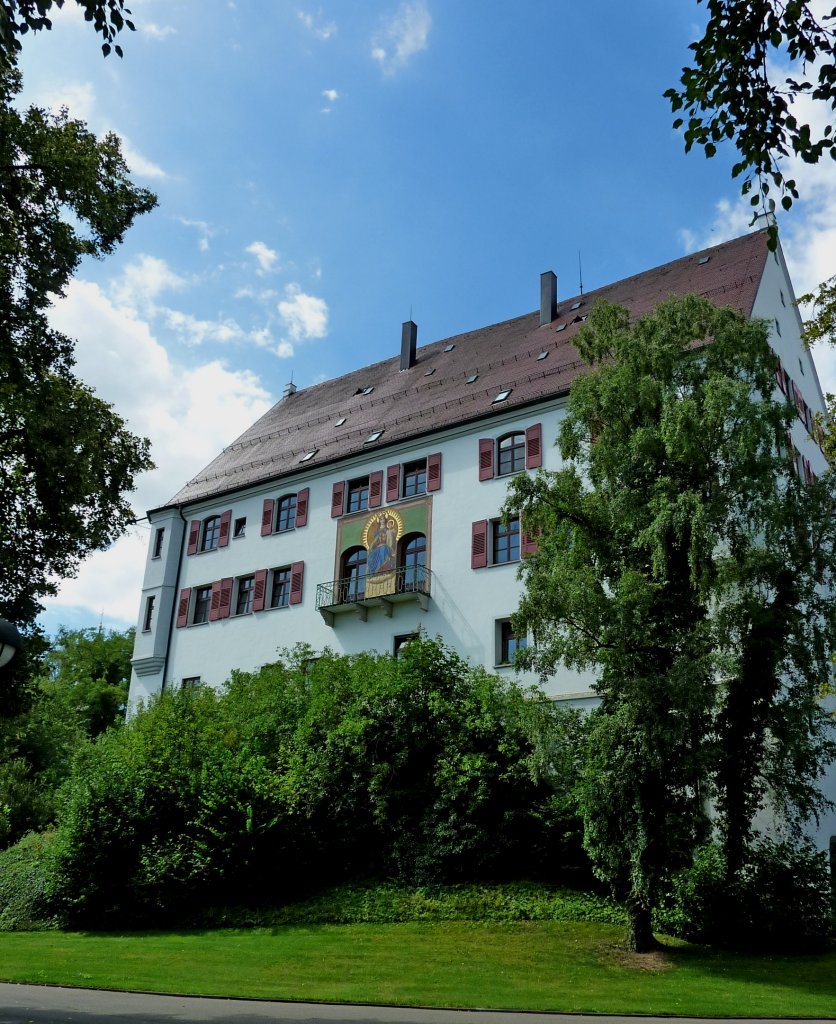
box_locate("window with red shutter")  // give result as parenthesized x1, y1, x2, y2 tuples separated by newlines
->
(331, 481, 345, 518)
(176, 588, 191, 628)
(478, 439, 494, 480)
(219, 577, 233, 619)
(290, 561, 305, 605)
(427, 452, 442, 491)
(386, 465, 401, 502)
(218, 510, 232, 547)
(261, 499, 275, 536)
(471, 520, 488, 569)
(295, 488, 309, 527)
(525, 424, 542, 469)
(187, 521, 200, 556)
(521, 530, 538, 557)
(369, 470, 383, 508)
(209, 580, 223, 621)
(253, 569, 268, 612)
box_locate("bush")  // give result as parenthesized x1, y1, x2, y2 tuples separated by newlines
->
(658, 838, 833, 951)
(0, 831, 61, 930)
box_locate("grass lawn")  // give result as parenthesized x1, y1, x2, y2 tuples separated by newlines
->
(1, 921, 835, 1016)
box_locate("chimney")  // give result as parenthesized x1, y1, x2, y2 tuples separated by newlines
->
(400, 320, 417, 370)
(282, 381, 297, 399)
(540, 271, 557, 326)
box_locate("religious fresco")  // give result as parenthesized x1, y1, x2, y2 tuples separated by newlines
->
(335, 497, 431, 599)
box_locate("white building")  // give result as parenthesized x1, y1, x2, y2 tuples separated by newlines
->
(129, 227, 830, 832)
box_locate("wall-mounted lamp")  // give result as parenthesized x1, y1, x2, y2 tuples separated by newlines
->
(0, 619, 22, 668)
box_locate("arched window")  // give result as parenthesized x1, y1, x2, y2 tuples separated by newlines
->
(276, 493, 297, 532)
(497, 432, 526, 476)
(398, 532, 426, 592)
(341, 546, 367, 602)
(201, 515, 221, 552)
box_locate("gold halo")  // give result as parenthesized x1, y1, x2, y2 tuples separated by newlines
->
(361, 508, 405, 550)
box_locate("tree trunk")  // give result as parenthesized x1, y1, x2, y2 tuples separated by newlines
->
(627, 902, 658, 952)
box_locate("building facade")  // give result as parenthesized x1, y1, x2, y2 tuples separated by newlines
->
(128, 228, 833, 842)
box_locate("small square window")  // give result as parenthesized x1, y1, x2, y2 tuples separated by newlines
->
(466, 373, 479, 384)
(152, 527, 165, 559)
(233, 517, 246, 539)
(393, 633, 417, 659)
(181, 676, 201, 689)
(300, 449, 318, 463)
(362, 386, 374, 396)
(493, 389, 512, 404)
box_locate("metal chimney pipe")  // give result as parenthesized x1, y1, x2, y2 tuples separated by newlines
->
(400, 320, 417, 370)
(540, 271, 557, 326)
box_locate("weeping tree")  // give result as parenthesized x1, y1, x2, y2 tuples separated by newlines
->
(503, 293, 836, 951)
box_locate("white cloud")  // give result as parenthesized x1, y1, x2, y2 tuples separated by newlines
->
(42, 278, 273, 625)
(277, 283, 329, 342)
(371, 1, 431, 75)
(297, 9, 336, 40)
(27, 80, 96, 121)
(111, 254, 187, 310)
(246, 240, 281, 275)
(163, 309, 249, 347)
(116, 132, 167, 179)
(178, 217, 213, 252)
(142, 22, 176, 40)
(322, 88, 339, 102)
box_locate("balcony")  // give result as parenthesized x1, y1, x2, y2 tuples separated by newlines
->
(316, 565, 432, 626)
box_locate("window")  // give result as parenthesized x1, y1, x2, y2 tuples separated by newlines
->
(276, 494, 297, 532)
(492, 517, 520, 564)
(497, 433, 526, 476)
(299, 449, 318, 462)
(479, 424, 542, 480)
(181, 676, 201, 689)
(365, 430, 384, 444)
(346, 477, 369, 513)
(142, 595, 155, 632)
(193, 585, 212, 624)
(152, 528, 164, 559)
(233, 517, 246, 539)
(493, 389, 512, 403)
(402, 459, 427, 497)
(270, 567, 291, 608)
(393, 633, 417, 658)
(201, 516, 221, 552)
(341, 546, 367, 602)
(236, 575, 255, 615)
(398, 533, 426, 591)
(498, 620, 527, 665)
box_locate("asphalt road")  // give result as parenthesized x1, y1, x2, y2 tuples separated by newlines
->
(0, 986, 832, 1024)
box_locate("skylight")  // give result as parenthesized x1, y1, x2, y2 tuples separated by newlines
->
(493, 388, 512, 404)
(361, 386, 374, 395)
(466, 373, 479, 384)
(424, 367, 436, 376)
(570, 301, 583, 310)
(444, 343, 455, 352)
(555, 323, 566, 333)
(335, 417, 346, 427)
(698, 255, 710, 265)
(299, 449, 318, 463)
(365, 430, 384, 444)
(537, 351, 548, 361)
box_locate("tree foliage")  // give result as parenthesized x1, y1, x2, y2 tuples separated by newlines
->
(665, 1, 836, 233)
(503, 294, 836, 951)
(0, 60, 155, 627)
(0, 0, 134, 57)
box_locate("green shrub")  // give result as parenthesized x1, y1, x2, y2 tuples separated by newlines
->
(0, 831, 61, 930)
(658, 838, 833, 951)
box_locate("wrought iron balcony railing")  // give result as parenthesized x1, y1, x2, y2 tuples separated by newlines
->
(316, 565, 432, 625)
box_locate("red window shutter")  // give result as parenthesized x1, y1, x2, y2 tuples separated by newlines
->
(792, 381, 804, 415)
(219, 577, 233, 619)
(386, 464, 401, 502)
(525, 424, 542, 469)
(803, 455, 814, 485)
(253, 569, 268, 612)
(331, 481, 345, 518)
(521, 531, 538, 557)
(208, 580, 223, 621)
(218, 510, 232, 548)
(289, 561, 305, 605)
(471, 520, 488, 569)
(176, 588, 191, 628)
(295, 488, 309, 527)
(369, 470, 384, 509)
(261, 499, 275, 536)
(427, 452, 442, 491)
(478, 438, 494, 481)
(187, 521, 200, 556)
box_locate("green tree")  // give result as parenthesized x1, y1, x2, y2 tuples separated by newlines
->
(665, 1, 836, 226)
(0, 59, 155, 630)
(0, 1, 134, 57)
(503, 294, 836, 951)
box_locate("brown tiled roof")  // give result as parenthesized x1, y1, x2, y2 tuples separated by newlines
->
(163, 229, 770, 509)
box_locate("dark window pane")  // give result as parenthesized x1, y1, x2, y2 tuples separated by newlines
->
(276, 494, 297, 531)
(201, 516, 221, 551)
(193, 586, 212, 624)
(236, 576, 255, 615)
(497, 433, 525, 475)
(402, 460, 427, 497)
(271, 568, 291, 608)
(492, 517, 520, 564)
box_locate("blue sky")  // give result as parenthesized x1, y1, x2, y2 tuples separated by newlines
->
(18, 0, 836, 636)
